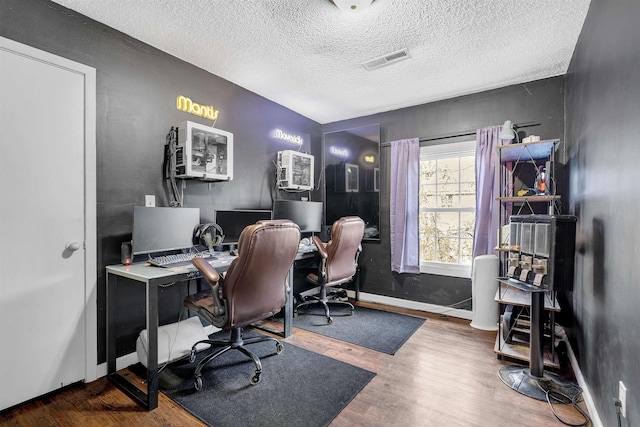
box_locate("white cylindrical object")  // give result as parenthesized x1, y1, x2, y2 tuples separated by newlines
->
(470, 255, 499, 331)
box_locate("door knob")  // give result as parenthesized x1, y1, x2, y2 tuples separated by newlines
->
(65, 241, 82, 251)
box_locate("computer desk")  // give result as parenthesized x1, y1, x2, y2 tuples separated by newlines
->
(105, 248, 318, 411)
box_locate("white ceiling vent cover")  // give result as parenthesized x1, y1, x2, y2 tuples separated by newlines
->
(362, 48, 411, 71)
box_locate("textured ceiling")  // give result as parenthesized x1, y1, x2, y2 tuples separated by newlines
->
(50, 0, 591, 124)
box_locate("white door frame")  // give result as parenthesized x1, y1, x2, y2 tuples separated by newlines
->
(0, 36, 98, 382)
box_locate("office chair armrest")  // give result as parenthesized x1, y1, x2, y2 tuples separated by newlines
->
(192, 257, 220, 284)
(190, 257, 226, 319)
(311, 236, 328, 259)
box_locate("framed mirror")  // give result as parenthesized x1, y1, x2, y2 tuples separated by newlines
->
(323, 124, 380, 242)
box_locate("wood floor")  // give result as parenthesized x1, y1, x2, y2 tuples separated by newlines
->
(0, 301, 589, 427)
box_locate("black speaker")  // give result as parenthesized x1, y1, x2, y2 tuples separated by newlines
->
(320, 225, 332, 242)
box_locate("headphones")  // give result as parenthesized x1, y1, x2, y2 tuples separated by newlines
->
(193, 223, 225, 250)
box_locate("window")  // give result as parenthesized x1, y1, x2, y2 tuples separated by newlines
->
(419, 140, 476, 278)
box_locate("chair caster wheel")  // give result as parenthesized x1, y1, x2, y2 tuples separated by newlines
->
(194, 375, 203, 391)
(327, 316, 333, 324)
(250, 372, 261, 385)
(275, 342, 284, 355)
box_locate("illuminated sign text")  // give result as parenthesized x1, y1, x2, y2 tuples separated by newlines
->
(364, 155, 375, 163)
(273, 129, 303, 145)
(176, 95, 219, 120)
(330, 146, 350, 157)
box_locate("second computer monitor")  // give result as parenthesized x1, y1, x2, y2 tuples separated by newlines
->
(272, 200, 322, 233)
(214, 209, 273, 245)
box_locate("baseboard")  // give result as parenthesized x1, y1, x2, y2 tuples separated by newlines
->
(96, 352, 139, 379)
(561, 329, 603, 427)
(353, 293, 601, 424)
(92, 295, 471, 380)
(90, 297, 601, 427)
(94, 324, 220, 380)
(352, 291, 473, 321)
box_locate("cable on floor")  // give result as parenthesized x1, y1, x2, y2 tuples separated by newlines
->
(545, 387, 591, 427)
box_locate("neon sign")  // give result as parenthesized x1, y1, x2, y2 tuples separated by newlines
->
(330, 146, 350, 157)
(273, 129, 304, 145)
(364, 155, 375, 163)
(176, 95, 219, 120)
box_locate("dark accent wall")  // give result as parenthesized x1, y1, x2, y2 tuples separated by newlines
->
(6, 3, 635, 424)
(565, 0, 640, 424)
(0, 0, 321, 364)
(322, 77, 565, 310)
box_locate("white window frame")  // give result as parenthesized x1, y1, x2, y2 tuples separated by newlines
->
(419, 140, 476, 279)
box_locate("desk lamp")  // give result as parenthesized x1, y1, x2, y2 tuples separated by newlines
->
(499, 120, 518, 142)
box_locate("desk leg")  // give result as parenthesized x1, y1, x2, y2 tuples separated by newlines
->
(106, 273, 117, 375)
(354, 267, 360, 301)
(249, 266, 293, 338)
(106, 274, 158, 411)
(145, 281, 159, 410)
(282, 266, 293, 338)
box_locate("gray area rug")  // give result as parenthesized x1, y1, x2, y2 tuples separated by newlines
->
(159, 331, 375, 427)
(279, 305, 426, 355)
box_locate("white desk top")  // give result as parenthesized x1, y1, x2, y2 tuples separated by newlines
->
(106, 246, 316, 282)
(106, 253, 236, 281)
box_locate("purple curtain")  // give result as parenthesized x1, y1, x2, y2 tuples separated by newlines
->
(473, 126, 511, 258)
(390, 138, 420, 273)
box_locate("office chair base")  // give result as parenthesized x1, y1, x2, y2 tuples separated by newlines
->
(295, 297, 355, 324)
(189, 327, 283, 390)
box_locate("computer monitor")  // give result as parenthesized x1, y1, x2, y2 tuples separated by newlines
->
(272, 200, 322, 233)
(132, 206, 200, 255)
(214, 209, 273, 245)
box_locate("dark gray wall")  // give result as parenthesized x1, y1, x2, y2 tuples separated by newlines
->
(5, 2, 635, 423)
(322, 77, 565, 310)
(565, 0, 640, 424)
(0, 0, 321, 363)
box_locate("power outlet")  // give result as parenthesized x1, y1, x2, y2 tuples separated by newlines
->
(144, 195, 155, 207)
(619, 381, 627, 418)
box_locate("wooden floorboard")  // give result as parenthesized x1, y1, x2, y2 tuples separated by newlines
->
(0, 301, 590, 426)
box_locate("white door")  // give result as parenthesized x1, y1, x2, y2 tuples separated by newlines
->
(0, 38, 96, 411)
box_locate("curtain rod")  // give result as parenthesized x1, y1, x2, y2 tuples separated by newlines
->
(381, 122, 540, 147)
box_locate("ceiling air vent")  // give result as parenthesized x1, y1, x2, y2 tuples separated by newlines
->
(362, 48, 410, 71)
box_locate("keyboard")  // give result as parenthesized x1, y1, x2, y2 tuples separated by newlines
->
(148, 251, 217, 268)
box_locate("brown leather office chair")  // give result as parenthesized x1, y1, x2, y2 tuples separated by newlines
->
(295, 216, 365, 324)
(184, 220, 300, 390)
